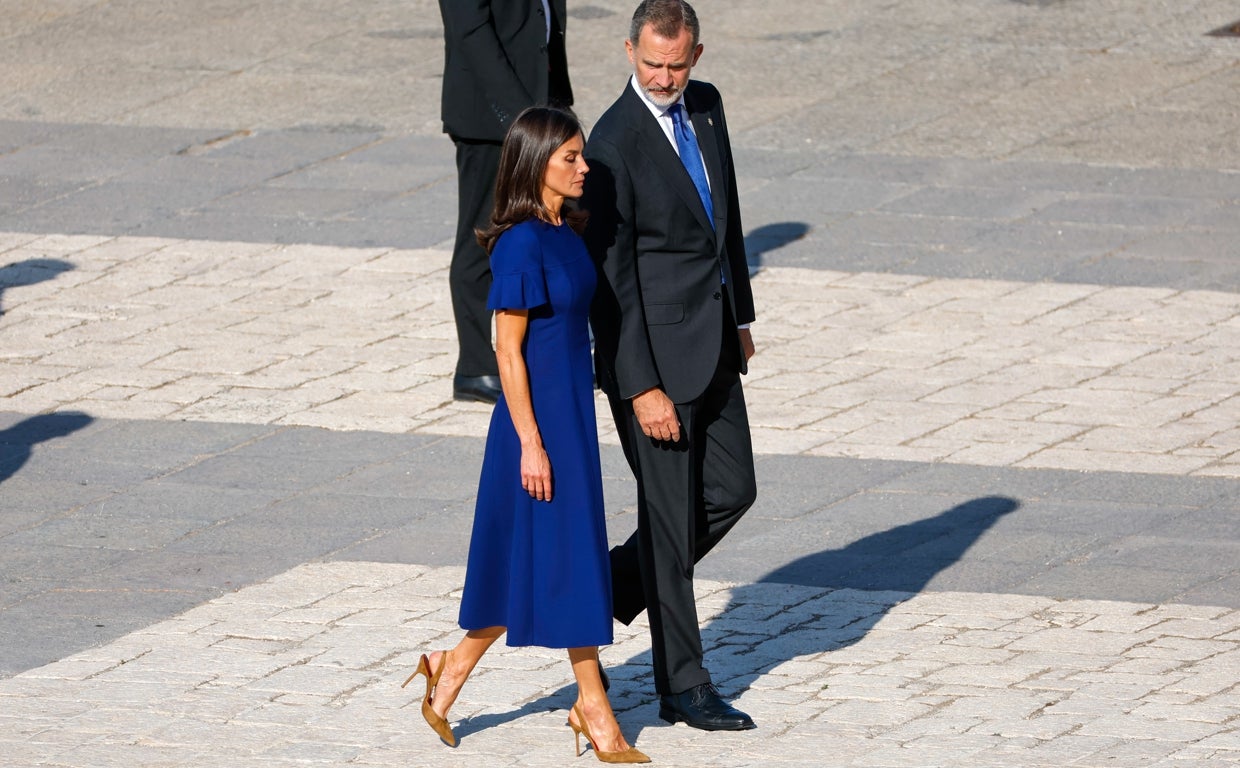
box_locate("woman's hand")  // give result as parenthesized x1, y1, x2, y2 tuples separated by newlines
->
(495, 308, 551, 501)
(521, 443, 553, 501)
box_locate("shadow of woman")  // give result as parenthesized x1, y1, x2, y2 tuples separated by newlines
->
(447, 696, 569, 742)
(448, 675, 667, 747)
(0, 411, 95, 485)
(423, 667, 659, 748)
(708, 495, 1021, 696)
(0, 258, 75, 316)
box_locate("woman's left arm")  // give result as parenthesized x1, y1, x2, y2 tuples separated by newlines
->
(494, 308, 552, 501)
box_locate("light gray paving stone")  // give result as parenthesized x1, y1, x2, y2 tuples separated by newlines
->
(11, 234, 1240, 475)
(2, 2, 1240, 764)
(2, 561, 1235, 766)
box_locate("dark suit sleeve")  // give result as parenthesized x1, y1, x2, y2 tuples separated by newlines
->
(439, 0, 535, 130)
(584, 136, 663, 400)
(716, 96, 756, 327)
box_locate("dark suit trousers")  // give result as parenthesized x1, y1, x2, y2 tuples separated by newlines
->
(608, 327, 757, 696)
(450, 138, 502, 378)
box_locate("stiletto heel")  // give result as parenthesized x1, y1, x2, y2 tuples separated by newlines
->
(401, 653, 457, 747)
(568, 703, 651, 763)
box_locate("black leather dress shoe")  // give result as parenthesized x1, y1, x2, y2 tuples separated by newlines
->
(659, 683, 756, 731)
(453, 374, 501, 404)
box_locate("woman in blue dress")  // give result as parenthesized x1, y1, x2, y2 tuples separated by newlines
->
(402, 107, 649, 764)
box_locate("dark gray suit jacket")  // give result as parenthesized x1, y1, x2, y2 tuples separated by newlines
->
(438, 0, 573, 142)
(584, 80, 755, 404)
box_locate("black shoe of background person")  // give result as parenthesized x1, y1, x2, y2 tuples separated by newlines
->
(658, 683, 756, 731)
(453, 374, 501, 404)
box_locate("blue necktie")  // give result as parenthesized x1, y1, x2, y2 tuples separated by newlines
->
(669, 104, 714, 229)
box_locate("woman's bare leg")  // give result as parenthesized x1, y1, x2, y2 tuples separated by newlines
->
(568, 646, 633, 754)
(427, 626, 505, 721)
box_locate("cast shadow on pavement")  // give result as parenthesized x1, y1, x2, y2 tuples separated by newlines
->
(745, 221, 809, 274)
(516, 496, 1021, 738)
(759, 495, 1021, 591)
(0, 258, 74, 316)
(0, 411, 95, 486)
(719, 495, 1022, 695)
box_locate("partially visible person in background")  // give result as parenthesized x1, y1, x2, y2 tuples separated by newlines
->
(437, 1, 573, 404)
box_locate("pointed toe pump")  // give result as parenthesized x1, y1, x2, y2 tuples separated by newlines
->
(402, 653, 457, 747)
(568, 703, 651, 764)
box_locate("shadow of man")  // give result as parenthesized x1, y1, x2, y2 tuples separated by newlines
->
(413, 500, 1022, 743)
(708, 495, 1022, 696)
(0, 258, 75, 316)
(575, 496, 1021, 735)
(745, 221, 810, 274)
(0, 411, 95, 486)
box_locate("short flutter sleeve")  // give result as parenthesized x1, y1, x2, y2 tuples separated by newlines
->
(487, 222, 549, 311)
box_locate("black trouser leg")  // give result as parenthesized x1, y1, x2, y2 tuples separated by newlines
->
(608, 358, 757, 695)
(450, 138, 502, 378)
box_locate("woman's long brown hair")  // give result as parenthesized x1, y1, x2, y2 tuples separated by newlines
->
(476, 106, 584, 254)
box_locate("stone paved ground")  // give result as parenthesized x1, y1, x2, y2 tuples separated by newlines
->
(4, 233, 1240, 475)
(2, 562, 1238, 768)
(1, 1, 1239, 766)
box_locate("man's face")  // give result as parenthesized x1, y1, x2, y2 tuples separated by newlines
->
(626, 24, 703, 107)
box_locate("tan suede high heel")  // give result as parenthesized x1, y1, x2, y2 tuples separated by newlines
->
(402, 653, 456, 747)
(568, 703, 651, 763)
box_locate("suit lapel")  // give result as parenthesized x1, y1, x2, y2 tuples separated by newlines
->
(620, 87, 716, 236)
(686, 93, 725, 237)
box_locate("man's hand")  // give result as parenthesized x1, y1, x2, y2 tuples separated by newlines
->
(739, 327, 755, 362)
(632, 387, 681, 443)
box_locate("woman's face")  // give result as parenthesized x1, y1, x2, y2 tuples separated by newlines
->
(542, 132, 589, 204)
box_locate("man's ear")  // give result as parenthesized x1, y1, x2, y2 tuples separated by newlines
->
(691, 43, 703, 67)
(625, 38, 636, 65)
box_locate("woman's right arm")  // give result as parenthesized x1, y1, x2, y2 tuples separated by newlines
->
(494, 308, 552, 501)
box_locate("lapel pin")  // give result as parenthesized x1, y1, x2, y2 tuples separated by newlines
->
(707, 117, 714, 126)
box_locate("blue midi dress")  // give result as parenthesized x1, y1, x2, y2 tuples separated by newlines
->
(457, 218, 613, 648)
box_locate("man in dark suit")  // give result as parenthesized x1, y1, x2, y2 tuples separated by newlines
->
(582, 0, 758, 732)
(438, 1, 573, 403)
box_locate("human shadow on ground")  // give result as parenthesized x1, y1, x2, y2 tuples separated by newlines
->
(745, 222, 809, 274)
(0, 258, 74, 316)
(713, 495, 1021, 696)
(477, 496, 1022, 740)
(759, 495, 1021, 591)
(0, 411, 94, 486)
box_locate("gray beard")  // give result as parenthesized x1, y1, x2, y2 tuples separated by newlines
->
(644, 87, 680, 107)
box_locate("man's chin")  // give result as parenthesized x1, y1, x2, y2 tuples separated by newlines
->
(645, 90, 679, 107)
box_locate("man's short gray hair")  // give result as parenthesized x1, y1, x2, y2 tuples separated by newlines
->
(629, 0, 701, 47)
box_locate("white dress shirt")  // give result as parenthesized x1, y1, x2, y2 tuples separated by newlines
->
(628, 75, 711, 193)
(627, 77, 751, 328)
